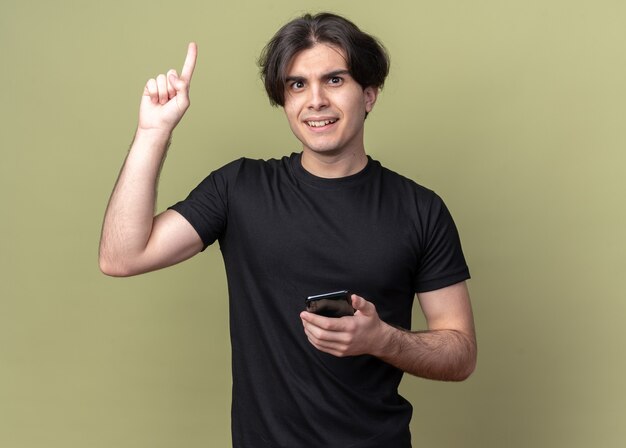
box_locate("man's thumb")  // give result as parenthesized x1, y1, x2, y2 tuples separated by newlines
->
(351, 294, 373, 315)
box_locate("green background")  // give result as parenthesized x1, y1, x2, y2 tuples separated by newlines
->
(2, 0, 625, 446)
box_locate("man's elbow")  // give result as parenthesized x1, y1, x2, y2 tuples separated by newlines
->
(440, 336, 477, 382)
(453, 358, 477, 381)
(453, 330, 477, 381)
(99, 259, 128, 277)
(451, 347, 477, 381)
(98, 252, 137, 277)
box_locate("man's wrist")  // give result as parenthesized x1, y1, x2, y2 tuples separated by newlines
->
(130, 128, 174, 159)
(371, 321, 401, 359)
(134, 127, 173, 143)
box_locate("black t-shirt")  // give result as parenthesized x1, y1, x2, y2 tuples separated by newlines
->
(169, 153, 470, 447)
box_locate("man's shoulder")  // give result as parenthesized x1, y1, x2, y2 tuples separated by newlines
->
(377, 161, 437, 201)
(222, 153, 293, 171)
(210, 154, 293, 177)
(204, 154, 297, 193)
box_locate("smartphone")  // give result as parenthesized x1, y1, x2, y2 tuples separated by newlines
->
(305, 290, 355, 318)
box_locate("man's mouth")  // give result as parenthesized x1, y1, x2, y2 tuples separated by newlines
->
(306, 119, 338, 127)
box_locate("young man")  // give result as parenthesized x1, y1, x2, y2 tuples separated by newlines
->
(99, 12, 476, 447)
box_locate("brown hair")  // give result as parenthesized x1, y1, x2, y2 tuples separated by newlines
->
(259, 12, 390, 107)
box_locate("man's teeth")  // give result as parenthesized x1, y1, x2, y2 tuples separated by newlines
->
(306, 119, 337, 127)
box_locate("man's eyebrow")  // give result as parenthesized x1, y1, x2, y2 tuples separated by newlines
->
(285, 75, 305, 83)
(285, 69, 351, 83)
(323, 69, 350, 79)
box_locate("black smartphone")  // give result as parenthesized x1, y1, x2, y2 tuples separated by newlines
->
(305, 290, 355, 318)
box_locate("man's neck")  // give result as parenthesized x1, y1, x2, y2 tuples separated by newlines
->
(300, 149, 368, 179)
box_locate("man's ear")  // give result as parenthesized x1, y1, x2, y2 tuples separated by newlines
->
(364, 86, 379, 114)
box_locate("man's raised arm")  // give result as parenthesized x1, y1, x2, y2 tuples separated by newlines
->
(99, 43, 203, 277)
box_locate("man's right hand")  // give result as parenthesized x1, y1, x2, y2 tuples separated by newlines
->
(138, 42, 198, 134)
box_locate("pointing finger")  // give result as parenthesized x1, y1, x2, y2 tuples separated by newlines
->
(180, 42, 197, 82)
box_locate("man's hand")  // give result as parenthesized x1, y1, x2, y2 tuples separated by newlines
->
(300, 283, 477, 381)
(138, 42, 198, 134)
(300, 294, 388, 357)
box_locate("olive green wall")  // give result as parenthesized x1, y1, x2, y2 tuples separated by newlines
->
(2, 0, 624, 446)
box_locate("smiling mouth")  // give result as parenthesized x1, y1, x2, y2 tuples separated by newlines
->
(306, 119, 338, 127)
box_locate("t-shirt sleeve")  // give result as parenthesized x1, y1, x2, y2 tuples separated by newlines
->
(414, 193, 470, 293)
(167, 159, 242, 251)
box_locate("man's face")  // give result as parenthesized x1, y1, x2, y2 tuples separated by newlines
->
(283, 43, 378, 158)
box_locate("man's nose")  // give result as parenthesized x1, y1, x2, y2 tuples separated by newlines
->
(307, 84, 329, 110)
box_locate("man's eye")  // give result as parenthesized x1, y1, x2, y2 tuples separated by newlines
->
(329, 77, 343, 85)
(291, 81, 304, 90)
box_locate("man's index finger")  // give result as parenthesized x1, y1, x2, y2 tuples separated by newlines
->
(181, 42, 198, 82)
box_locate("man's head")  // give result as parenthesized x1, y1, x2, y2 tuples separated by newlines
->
(259, 12, 390, 107)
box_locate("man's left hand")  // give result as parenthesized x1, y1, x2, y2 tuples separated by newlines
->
(300, 294, 389, 357)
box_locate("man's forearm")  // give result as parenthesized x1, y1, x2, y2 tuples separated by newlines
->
(376, 324, 477, 381)
(98, 129, 171, 274)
